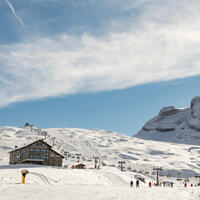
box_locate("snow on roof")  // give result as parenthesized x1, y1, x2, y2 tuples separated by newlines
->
(51, 147, 65, 158)
(10, 139, 52, 153)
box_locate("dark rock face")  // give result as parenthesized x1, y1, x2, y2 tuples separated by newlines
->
(135, 96, 200, 145)
(155, 128, 175, 132)
(159, 106, 179, 117)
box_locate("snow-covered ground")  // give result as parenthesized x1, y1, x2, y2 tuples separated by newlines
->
(1, 125, 200, 199)
(0, 165, 199, 200)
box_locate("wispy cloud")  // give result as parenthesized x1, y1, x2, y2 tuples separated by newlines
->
(5, 0, 25, 28)
(0, 0, 200, 108)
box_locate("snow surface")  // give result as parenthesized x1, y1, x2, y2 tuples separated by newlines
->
(135, 96, 200, 145)
(0, 165, 200, 200)
(0, 125, 200, 199)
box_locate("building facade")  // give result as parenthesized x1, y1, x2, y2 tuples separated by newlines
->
(10, 140, 64, 166)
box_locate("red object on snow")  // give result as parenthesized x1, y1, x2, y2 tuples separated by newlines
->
(149, 181, 152, 187)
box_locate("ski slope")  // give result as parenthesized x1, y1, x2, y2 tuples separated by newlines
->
(1, 126, 200, 178)
(1, 125, 200, 199)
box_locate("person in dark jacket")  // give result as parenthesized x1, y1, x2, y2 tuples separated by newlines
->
(130, 180, 133, 187)
(163, 181, 165, 187)
(136, 179, 139, 188)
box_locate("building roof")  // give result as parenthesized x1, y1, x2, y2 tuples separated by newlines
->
(75, 163, 86, 167)
(10, 139, 52, 153)
(50, 148, 65, 158)
(75, 163, 86, 169)
(10, 139, 65, 159)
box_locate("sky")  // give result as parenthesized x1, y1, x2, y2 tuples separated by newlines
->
(0, 0, 200, 136)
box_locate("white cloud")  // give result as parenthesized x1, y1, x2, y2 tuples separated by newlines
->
(1, 0, 200, 107)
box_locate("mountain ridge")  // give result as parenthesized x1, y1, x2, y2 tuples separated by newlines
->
(135, 96, 200, 145)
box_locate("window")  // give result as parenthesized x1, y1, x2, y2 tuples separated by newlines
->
(35, 149, 40, 152)
(43, 156, 49, 159)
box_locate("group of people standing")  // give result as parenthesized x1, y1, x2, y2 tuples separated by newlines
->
(130, 179, 196, 188)
(130, 180, 140, 188)
(130, 180, 174, 188)
(184, 182, 194, 187)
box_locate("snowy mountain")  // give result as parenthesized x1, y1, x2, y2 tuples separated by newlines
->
(1, 125, 200, 178)
(135, 96, 200, 145)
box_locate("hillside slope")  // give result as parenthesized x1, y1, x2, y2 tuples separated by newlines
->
(1, 126, 200, 177)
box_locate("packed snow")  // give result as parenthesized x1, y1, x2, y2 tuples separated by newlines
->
(0, 165, 200, 200)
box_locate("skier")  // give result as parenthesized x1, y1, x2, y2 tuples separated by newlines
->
(184, 183, 187, 187)
(136, 179, 139, 188)
(163, 181, 165, 187)
(170, 182, 173, 188)
(149, 181, 152, 188)
(130, 180, 133, 187)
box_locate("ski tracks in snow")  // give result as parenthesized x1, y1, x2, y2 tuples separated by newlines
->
(29, 172, 51, 185)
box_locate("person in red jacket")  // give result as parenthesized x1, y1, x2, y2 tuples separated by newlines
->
(184, 183, 187, 187)
(149, 181, 152, 188)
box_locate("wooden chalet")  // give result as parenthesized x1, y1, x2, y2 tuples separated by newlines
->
(75, 163, 86, 169)
(9, 140, 64, 167)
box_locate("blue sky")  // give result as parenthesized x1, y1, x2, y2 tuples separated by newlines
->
(0, 0, 200, 136)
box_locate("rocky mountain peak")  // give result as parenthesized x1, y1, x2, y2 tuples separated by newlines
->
(191, 96, 200, 120)
(135, 96, 200, 145)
